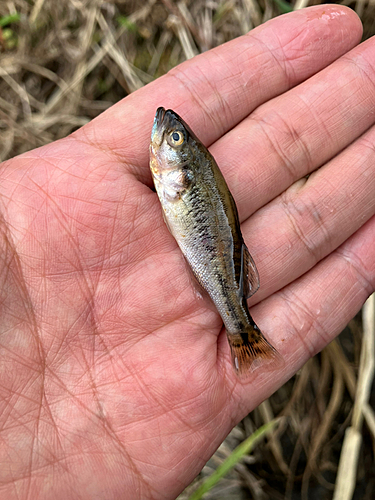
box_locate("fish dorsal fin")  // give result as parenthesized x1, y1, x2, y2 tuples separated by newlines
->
(239, 244, 260, 299)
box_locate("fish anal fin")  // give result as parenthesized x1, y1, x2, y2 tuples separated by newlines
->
(240, 244, 260, 299)
(228, 329, 283, 376)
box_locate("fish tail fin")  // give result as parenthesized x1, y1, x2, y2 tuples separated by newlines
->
(228, 325, 282, 376)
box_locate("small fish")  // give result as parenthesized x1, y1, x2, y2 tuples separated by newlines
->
(150, 107, 279, 375)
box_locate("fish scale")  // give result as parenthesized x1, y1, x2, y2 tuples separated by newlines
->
(150, 107, 280, 375)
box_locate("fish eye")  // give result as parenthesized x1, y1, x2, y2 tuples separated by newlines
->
(169, 130, 184, 146)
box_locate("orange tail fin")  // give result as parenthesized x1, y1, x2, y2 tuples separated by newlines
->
(228, 327, 281, 376)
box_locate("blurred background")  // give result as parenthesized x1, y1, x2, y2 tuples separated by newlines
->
(0, 1, 374, 499)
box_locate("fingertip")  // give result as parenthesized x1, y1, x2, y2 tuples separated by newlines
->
(301, 5, 362, 48)
(254, 5, 363, 59)
(313, 5, 362, 40)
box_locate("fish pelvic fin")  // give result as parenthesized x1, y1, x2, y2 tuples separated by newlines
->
(228, 327, 282, 376)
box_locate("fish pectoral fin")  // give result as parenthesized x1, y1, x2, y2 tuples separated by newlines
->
(239, 244, 260, 299)
(161, 207, 174, 236)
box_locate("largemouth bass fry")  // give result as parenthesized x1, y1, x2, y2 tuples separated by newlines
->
(149, 107, 280, 376)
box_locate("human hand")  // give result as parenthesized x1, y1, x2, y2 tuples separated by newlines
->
(1, 5, 374, 499)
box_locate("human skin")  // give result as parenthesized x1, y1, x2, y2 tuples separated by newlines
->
(0, 5, 374, 500)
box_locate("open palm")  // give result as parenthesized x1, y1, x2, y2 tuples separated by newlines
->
(1, 6, 374, 500)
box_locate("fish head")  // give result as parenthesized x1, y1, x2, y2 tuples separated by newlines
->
(150, 107, 197, 177)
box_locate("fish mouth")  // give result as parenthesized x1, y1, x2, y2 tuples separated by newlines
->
(155, 107, 181, 129)
(151, 107, 166, 148)
(151, 107, 183, 147)
(155, 106, 166, 127)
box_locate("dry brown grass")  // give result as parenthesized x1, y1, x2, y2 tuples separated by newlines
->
(0, 1, 374, 499)
(1, 0, 375, 161)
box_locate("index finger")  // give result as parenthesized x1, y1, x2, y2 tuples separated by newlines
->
(76, 5, 362, 181)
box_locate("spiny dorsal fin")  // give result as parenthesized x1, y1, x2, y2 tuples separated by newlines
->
(239, 244, 260, 299)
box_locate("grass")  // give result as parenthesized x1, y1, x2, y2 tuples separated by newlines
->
(188, 420, 282, 500)
(0, 1, 374, 499)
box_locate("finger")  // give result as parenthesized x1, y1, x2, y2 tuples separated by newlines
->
(241, 121, 375, 302)
(76, 6, 361, 180)
(210, 35, 375, 221)
(226, 215, 375, 416)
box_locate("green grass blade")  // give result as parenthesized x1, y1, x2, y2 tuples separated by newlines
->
(0, 13, 20, 27)
(188, 419, 281, 500)
(272, 0, 293, 14)
(116, 15, 137, 33)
